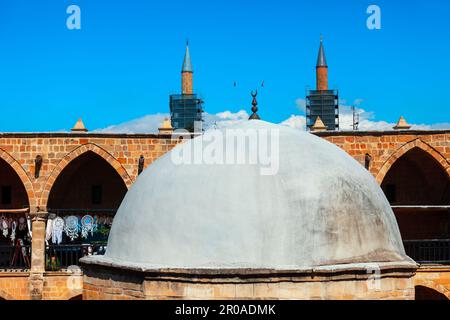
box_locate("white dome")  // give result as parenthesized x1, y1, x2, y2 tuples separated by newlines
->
(101, 120, 412, 269)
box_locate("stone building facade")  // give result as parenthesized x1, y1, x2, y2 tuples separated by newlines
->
(0, 128, 449, 299)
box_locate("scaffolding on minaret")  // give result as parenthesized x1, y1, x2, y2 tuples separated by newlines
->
(306, 36, 339, 131)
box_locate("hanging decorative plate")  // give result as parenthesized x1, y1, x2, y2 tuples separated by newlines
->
(52, 217, 65, 245)
(64, 215, 79, 241)
(81, 215, 95, 239)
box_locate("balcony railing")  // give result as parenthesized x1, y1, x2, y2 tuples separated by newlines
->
(0, 245, 31, 269)
(45, 244, 107, 271)
(403, 240, 450, 264)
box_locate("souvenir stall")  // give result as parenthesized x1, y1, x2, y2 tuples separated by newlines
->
(45, 209, 114, 270)
(0, 209, 31, 269)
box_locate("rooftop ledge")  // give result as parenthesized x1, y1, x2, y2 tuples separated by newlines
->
(0, 129, 448, 139)
(0, 132, 194, 139)
(313, 129, 450, 137)
(80, 255, 418, 281)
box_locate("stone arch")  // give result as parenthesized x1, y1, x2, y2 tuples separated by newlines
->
(376, 139, 450, 184)
(0, 148, 36, 208)
(40, 143, 133, 208)
(60, 290, 83, 300)
(414, 281, 450, 300)
(0, 288, 16, 300)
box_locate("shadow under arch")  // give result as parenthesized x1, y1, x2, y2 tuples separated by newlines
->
(0, 148, 34, 209)
(415, 285, 449, 300)
(380, 143, 450, 262)
(381, 146, 450, 206)
(376, 139, 449, 184)
(0, 288, 15, 300)
(40, 143, 132, 209)
(45, 150, 129, 211)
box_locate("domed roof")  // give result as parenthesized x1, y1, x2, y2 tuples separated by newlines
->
(97, 121, 412, 269)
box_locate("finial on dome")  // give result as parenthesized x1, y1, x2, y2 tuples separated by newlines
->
(311, 116, 328, 132)
(249, 90, 261, 120)
(71, 118, 88, 132)
(393, 116, 411, 130)
(159, 117, 174, 135)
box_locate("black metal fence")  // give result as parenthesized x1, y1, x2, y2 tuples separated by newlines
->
(404, 240, 450, 264)
(0, 245, 31, 269)
(2, 240, 449, 271)
(45, 244, 107, 271)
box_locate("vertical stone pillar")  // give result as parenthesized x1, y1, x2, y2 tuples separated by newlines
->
(29, 209, 48, 300)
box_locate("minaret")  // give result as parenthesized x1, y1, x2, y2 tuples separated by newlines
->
(316, 36, 328, 91)
(181, 41, 193, 95)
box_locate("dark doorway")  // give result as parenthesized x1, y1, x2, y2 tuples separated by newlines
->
(47, 151, 127, 210)
(0, 158, 29, 210)
(415, 285, 448, 300)
(381, 147, 450, 263)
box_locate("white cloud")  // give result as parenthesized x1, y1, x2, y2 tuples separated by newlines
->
(94, 98, 450, 133)
(337, 101, 450, 131)
(203, 110, 249, 129)
(94, 110, 251, 134)
(94, 113, 169, 134)
(280, 115, 306, 130)
(295, 98, 306, 113)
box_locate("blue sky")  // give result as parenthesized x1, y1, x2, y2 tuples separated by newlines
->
(0, 0, 449, 132)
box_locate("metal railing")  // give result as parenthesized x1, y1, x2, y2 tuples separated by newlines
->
(404, 240, 450, 264)
(0, 245, 31, 269)
(45, 244, 107, 271)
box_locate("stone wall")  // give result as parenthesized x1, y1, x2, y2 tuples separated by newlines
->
(0, 129, 449, 300)
(414, 266, 450, 299)
(0, 133, 181, 210)
(314, 130, 450, 183)
(0, 130, 448, 211)
(81, 264, 416, 300)
(0, 271, 82, 300)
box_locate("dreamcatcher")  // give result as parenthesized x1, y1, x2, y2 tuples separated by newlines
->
(81, 215, 95, 239)
(1, 216, 9, 238)
(10, 220, 16, 243)
(64, 215, 80, 241)
(52, 217, 65, 245)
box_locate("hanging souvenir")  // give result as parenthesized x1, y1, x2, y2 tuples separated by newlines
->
(26, 216, 32, 238)
(52, 217, 64, 245)
(93, 215, 99, 232)
(46, 218, 53, 243)
(81, 215, 95, 239)
(64, 215, 80, 241)
(105, 216, 113, 226)
(18, 217, 27, 231)
(10, 220, 17, 243)
(1, 216, 8, 238)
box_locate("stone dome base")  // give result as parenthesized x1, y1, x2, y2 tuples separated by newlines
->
(81, 258, 417, 300)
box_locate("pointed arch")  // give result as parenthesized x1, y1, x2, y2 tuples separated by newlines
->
(376, 139, 450, 184)
(0, 148, 35, 208)
(414, 283, 450, 300)
(0, 288, 15, 300)
(40, 143, 133, 208)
